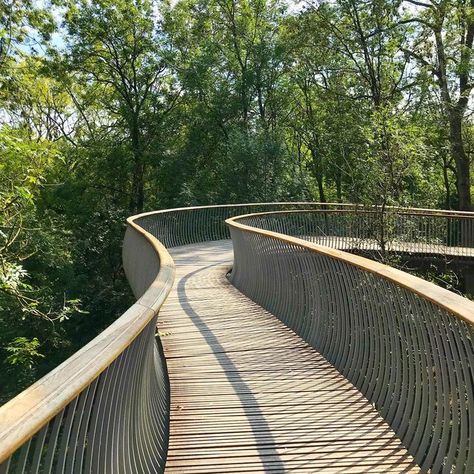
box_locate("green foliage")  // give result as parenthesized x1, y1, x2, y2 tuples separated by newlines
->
(5, 337, 44, 369)
(0, 0, 473, 405)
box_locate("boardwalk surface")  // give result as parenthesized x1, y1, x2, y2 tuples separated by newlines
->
(159, 241, 420, 473)
(299, 235, 474, 259)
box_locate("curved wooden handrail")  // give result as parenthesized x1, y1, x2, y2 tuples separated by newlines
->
(0, 215, 175, 465)
(137, 202, 474, 219)
(229, 207, 474, 218)
(226, 210, 474, 472)
(0, 202, 320, 471)
(1, 201, 473, 473)
(226, 211, 474, 327)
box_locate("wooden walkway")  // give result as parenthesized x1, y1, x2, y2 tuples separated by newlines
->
(302, 236, 474, 259)
(159, 241, 420, 473)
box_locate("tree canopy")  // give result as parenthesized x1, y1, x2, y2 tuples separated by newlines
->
(1, 0, 473, 402)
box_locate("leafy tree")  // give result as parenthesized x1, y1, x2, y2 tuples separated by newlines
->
(401, 0, 474, 210)
(161, 0, 299, 203)
(0, 127, 85, 402)
(0, 0, 54, 71)
(1, 0, 473, 405)
(63, 0, 173, 212)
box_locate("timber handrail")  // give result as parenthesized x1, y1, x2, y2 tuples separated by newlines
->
(226, 211, 474, 327)
(1, 201, 473, 473)
(0, 214, 175, 470)
(234, 207, 474, 218)
(226, 210, 474, 472)
(137, 202, 474, 218)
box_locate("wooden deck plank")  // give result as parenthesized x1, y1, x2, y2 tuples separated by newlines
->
(160, 241, 420, 473)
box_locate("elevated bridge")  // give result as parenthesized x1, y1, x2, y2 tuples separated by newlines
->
(0, 203, 473, 473)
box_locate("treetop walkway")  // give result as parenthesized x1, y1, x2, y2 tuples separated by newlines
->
(0, 203, 473, 473)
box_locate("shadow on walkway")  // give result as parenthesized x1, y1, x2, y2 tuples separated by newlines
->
(177, 263, 285, 471)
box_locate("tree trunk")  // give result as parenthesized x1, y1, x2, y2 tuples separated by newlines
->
(309, 147, 326, 203)
(131, 155, 145, 213)
(449, 110, 472, 211)
(130, 118, 144, 213)
(441, 155, 451, 210)
(316, 175, 326, 204)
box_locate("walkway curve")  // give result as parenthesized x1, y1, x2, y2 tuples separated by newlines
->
(1, 202, 473, 474)
(160, 241, 419, 473)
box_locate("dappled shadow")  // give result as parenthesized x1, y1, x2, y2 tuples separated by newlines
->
(161, 242, 419, 471)
(176, 263, 286, 471)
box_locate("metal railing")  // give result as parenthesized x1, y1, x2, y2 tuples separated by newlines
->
(1, 202, 473, 473)
(0, 203, 317, 474)
(133, 202, 323, 247)
(227, 211, 474, 473)
(235, 208, 474, 258)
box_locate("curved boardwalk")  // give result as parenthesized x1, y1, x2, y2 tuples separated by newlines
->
(159, 241, 420, 473)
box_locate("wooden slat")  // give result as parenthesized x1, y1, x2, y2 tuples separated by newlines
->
(160, 241, 420, 472)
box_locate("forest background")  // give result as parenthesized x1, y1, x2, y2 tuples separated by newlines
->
(1, 0, 473, 402)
